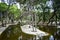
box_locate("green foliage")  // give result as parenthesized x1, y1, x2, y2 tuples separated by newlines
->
(9, 4, 20, 19)
(16, 0, 48, 5)
(0, 3, 8, 11)
(53, 0, 60, 20)
(17, 0, 27, 4)
(54, 0, 60, 4)
(41, 0, 48, 3)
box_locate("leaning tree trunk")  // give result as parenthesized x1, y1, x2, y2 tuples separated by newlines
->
(43, 8, 45, 24)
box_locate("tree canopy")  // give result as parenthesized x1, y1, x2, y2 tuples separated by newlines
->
(9, 4, 21, 19)
(0, 3, 8, 12)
